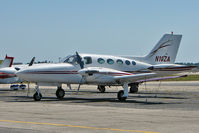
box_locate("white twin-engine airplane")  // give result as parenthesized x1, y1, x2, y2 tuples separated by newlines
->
(16, 33, 195, 101)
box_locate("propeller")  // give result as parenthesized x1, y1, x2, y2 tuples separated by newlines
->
(75, 52, 84, 94)
(29, 57, 35, 66)
(76, 76, 84, 94)
(76, 52, 84, 69)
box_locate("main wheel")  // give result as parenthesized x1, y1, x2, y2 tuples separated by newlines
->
(117, 90, 127, 102)
(56, 88, 65, 99)
(33, 92, 42, 101)
(97, 85, 106, 93)
(129, 84, 138, 93)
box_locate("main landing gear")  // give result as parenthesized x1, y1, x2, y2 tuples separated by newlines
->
(117, 83, 128, 102)
(56, 86, 65, 99)
(33, 85, 65, 101)
(129, 83, 139, 93)
(97, 85, 106, 93)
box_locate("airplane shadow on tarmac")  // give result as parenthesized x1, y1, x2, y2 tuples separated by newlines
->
(0, 88, 188, 105)
(5, 93, 185, 105)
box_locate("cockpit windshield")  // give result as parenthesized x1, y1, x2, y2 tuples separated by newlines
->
(63, 55, 78, 64)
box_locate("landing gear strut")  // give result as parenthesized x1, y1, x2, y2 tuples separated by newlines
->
(33, 92, 42, 101)
(56, 86, 65, 99)
(33, 85, 42, 101)
(97, 85, 106, 93)
(117, 83, 128, 102)
(129, 83, 139, 93)
(117, 90, 127, 101)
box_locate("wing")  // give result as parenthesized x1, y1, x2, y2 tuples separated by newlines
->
(78, 67, 156, 84)
(137, 75, 187, 83)
(113, 73, 155, 83)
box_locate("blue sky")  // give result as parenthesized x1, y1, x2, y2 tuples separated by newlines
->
(0, 0, 199, 63)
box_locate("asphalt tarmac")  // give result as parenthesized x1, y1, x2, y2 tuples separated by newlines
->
(0, 81, 199, 133)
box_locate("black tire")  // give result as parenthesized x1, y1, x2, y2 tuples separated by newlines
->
(129, 84, 138, 93)
(56, 88, 65, 99)
(97, 85, 106, 93)
(33, 92, 42, 101)
(117, 90, 127, 102)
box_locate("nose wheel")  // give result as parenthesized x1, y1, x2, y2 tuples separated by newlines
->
(33, 85, 42, 101)
(56, 87, 65, 99)
(33, 92, 42, 101)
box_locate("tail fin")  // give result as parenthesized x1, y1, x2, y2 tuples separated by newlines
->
(144, 34, 182, 65)
(0, 55, 14, 68)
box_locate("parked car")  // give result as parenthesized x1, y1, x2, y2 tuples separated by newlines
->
(19, 84, 26, 89)
(10, 84, 26, 90)
(10, 84, 19, 90)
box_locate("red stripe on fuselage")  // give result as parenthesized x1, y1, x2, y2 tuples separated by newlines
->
(24, 71, 134, 76)
(0, 72, 16, 79)
(26, 71, 78, 75)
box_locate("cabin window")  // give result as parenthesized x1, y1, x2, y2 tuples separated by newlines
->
(107, 59, 114, 64)
(125, 60, 130, 65)
(98, 58, 105, 64)
(132, 61, 136, 65)
(84, 56, 92, 64)
(116, 59, 123, 65)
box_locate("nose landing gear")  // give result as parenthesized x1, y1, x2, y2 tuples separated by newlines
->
(33, 85, 42, 101)
(56, 86, 65, 99)
(33, 92, 42, 101)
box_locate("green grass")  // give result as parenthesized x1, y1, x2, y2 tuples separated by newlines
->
(164, 75, 199, 81)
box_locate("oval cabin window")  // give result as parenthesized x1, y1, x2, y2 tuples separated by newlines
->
(117, 59, 123, 65)
(98, 58, 105, 64)
(107, 59, 114, 65)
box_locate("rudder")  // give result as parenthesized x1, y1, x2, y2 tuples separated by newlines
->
(144, 34, 182, 65)
(0, 55, 14, 68)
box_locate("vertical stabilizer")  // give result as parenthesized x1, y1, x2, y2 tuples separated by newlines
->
(0, 55, 14, 68)
(144, 34, 182, 65)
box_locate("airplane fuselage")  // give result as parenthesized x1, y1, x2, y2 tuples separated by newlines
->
(17, 54, 188, 85)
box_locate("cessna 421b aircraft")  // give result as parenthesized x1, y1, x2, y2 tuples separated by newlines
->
(16, 33, 195, 101)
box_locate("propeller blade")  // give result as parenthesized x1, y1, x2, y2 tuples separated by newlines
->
(76, 76, 84, 94)
(76, 84, 81, 94)
(76, 52, 84, 69)
(29, 57, 35, 66)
